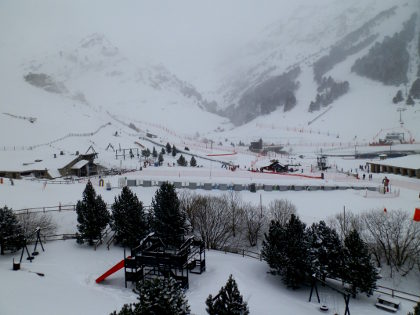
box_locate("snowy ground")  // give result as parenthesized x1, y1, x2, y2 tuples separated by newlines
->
(1, 166, 420, 314)
(0, 236, 419, 315)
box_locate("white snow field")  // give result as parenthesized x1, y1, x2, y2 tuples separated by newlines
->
(0, 168, 419, 315)
(1, 0, 420, 314)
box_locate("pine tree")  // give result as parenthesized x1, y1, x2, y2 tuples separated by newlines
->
(172, 145, 177, 157)
(0, 206, 24, 255)
(111, 186, 148, 248)
(152, 147, 157, 158)
(177, 155, 187, 166)
(141, 148, 151, 158)
(206, 275, 249, 315)
(151, 182, 186, 246)
(111, 278, 190, 315)
(136, 278, 190, 315)
(76, 181, 110, 245)
(166, 142, 172, 154)
(161, 147, 166, 155)
(158, 152, 164, 165)
(307, 221, 343, 281)
(110, 304, 135, 315)
(406, 95, 415, 105)
(408, 300, 420, 315)
(342, 229, 378, 297)
(392, 90, 404, 103)
(262, 214, 309, 289)
(190, 156, 197, 167)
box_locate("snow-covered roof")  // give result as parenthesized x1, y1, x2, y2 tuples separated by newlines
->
(368, 155, 420, 170)
(0, 150, 76, 172)
(71, 159, 90, 169)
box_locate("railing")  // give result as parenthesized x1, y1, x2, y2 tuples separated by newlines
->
(14, 204, 77, 215)
(219, 246, 262, 261)
(94, 226, 113, 250)
(375, 285, 420, 303)
(216, 248, 420, 304)
(13, 204, 152, 216)
(41, 233, 77, 242)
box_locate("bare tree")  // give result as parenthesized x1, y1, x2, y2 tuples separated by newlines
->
(179, 190, 198, 232)
(17, 212, 57, 241)
(362, 209, 420, 275)
(268, 199, 296, 226)
(242, 202, 268, 247)
(223, 191, 243, 238)
(192, 195, 232, 249)
(327, 210, 364, 241)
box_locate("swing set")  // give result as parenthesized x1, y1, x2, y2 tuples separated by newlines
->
(16, 228, 45, 265)
(309, 275, 351, 315)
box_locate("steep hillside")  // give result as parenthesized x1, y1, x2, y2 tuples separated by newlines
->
(0, 33, 229, 147)
(210, 0, 420, 142)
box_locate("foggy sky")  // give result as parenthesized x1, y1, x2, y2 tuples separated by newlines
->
(0, 0, 340, 88)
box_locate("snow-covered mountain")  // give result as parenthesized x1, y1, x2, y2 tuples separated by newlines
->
(0, 32, 228, 147)
(213, 0, 420, 130)
(1, 0, 419, 148)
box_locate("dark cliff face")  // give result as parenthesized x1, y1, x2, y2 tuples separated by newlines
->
(222, 67, 301, 126)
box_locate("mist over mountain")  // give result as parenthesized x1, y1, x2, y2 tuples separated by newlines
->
(1, 0, 419, 144)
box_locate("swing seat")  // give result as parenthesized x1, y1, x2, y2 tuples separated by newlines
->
(320, 304, 329, 311)
(32, 251, 39, 256)
(27, 256, 34, 261)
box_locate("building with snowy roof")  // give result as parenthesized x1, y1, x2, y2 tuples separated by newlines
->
(367, 155, 420, 178)
(0, 151, 102, 179)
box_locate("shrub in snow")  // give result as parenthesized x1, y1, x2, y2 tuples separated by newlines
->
(111, 186, 148, 248)
(206, 274, 249, 315)
(76, 181, 110, 245)
(151, 182, 187, 246)
(262, 214, 310, 289)
(0, 206, 24, 255)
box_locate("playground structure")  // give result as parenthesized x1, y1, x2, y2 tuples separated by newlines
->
(95, 233, 206, 289)
(317, 155, 330, 171)
(309, 275, 351, 315)
(12, 228, 45, 271)
(259, 160, 300, 173)
(124, 234, 206, 288)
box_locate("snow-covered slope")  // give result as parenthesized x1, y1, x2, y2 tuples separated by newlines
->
(0, 32, 228, 147)
(0, 0, 419, 149)
(212, 0, 420, 142)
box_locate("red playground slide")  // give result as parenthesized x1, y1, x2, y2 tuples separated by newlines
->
(95, 256, 131, 283)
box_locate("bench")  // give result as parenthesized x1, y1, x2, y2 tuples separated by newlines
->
(375, 295, 400, 312)
(375, 302, 397, 312)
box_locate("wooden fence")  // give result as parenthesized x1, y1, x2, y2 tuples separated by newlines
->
(375, 285, 420, 303)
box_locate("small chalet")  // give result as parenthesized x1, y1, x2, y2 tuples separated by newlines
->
(59, 153, 103, 177)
